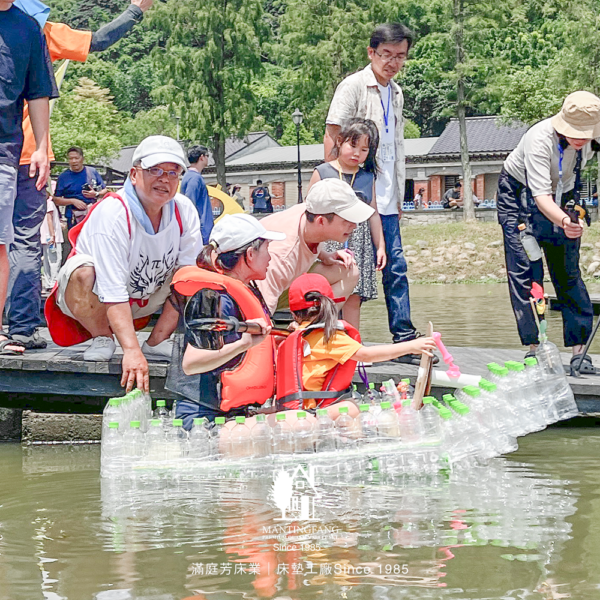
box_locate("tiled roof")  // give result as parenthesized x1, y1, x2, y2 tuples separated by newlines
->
(428, 116, 527, 155)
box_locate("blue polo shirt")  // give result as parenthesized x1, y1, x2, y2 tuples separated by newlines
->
(0, 5, 58, 167)
(181, 168, 213, 245)
(55, 166, 105, 203)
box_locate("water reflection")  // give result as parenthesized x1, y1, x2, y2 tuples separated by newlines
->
(1, 438, 593, 600)
(96, 457, 576, 599)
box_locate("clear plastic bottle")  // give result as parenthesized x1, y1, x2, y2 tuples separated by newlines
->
(102, 398, 121, 440)
(154, 400, 171, 430)
(100, 421, 122, 476)
(376, 400, 399, 442)
(536, 342, 579, 421)
(251, 414, 272, 458)
(164, 419, 182, 460)
(518, 223, 542, 261)
(335, 406, 357, 450)
(293, 411, 314, 454)
(524, 357, 559, 424)
(419, 397, 442, 445)
(398, 399, 421, 445)
(364, 382, 381, 405)
(145, 418, 166, 461)
(126, 420, 145, 460)
(351, 384, 362, 403)
(230, 416, 252, 458)
(314, 408, 336, 453)
(505, 361, 546, 433)
(211, 417, 230, 459)
(487, 365, 528, 437)
(272, 413, 293, 455)
(357, 403, 378, 445)
(189, 417, 211, 459)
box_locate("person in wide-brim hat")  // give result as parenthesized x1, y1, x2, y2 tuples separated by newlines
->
(498, 91, 600, 374)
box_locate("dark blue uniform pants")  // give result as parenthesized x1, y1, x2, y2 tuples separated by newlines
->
(497, 169, 592, 347)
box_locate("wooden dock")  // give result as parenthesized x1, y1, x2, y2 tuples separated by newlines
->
(2, 329, 600, 417)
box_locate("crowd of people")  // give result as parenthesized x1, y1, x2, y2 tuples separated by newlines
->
(2, 4, 600, 425)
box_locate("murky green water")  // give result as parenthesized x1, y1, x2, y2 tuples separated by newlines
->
(361, 282, 600, 354)
(2, 429, 600, 599)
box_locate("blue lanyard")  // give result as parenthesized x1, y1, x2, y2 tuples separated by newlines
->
(380, 84, 391, 133)
(558, 144, 564, 183)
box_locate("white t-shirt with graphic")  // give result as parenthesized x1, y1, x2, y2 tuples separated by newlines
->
(75, 191, 201, 304)
(376, 83, 397, 215)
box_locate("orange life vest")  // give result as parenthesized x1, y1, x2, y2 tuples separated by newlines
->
(172, 266, 275, 411)
(275, 321, 361, 411)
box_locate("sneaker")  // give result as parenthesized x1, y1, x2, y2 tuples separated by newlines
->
(141, 339, 173, 360)
(83, 336, 116, 361)
(12, 329, 47, 349)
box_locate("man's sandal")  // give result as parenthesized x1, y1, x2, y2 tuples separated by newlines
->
(570, 354, 596, 375)
(0, 333, 26, 356)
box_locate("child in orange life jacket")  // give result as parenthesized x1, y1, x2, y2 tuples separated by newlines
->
(288, 273, 436, 411)
(168, 213, 285, 430)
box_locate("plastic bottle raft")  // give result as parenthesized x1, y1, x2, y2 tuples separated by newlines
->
(100, 346, 578, 478)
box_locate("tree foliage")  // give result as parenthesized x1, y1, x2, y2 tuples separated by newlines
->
(50, 78, 123, 163)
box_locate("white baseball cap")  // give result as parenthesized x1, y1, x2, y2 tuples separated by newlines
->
(209, 214, 286, 254)
(132, 135, 187, 170)
(305, 178, 374, 224)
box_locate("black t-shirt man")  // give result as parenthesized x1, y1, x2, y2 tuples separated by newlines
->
(0, 4, 58, 167)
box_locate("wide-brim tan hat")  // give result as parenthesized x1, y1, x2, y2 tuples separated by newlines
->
(551, 91, 600, 139)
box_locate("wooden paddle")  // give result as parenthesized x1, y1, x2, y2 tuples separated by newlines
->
(412, 321, 434, 410)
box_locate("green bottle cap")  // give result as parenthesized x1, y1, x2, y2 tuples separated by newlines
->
(423, 397, 433, 404)
(369, 382, 375, 389)
(353, 384, 357, 391)
(108, 398, 120, 407)
(108, 421, 119, 428)
(173, 419, 183, 427)
(462, 385, 481, 398)
(317, 409, 328, 417)
(215, 417, 225, 425)
(442, 394, 455, 403)
(150, 419, 161, 427)
(130, 421, 140, 428)
(193, 418, 205, 425)
(297, 411, 307, 418)
(235, 416, 246, 424)
(438, 408, 453, 419)
(380, 401, 391, 409)
(157, 400, 166, 407)
(401, 378, 410, 384)
(339, 406, 349, 414)
(524, 357, 538, 366)
(402, 399, 411, 406)
(479, 380, 497, 392)
(256, 414, 266, 422)
(359, 404, 370, 412)
(276, 413, 286, 421)
(487, 362, 500, 370)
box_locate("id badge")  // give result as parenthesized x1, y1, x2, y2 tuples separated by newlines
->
(379, 142, 395, 163)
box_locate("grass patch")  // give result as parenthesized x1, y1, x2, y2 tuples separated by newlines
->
(400, 220, 600, 284)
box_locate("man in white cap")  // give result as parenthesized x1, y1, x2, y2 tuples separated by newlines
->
(256, 178, 374, 315)
(498, 91, 600, 372)
(45, 135, 201, 392)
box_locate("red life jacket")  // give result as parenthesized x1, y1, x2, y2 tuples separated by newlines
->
(171, 266, 275, 411)
(45, 192, 183, 347)
(275, 321, 361, 411)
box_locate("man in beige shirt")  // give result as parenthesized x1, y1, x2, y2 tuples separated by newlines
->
(256, 178, 373, 314)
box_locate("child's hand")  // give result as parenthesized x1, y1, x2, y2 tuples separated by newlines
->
(406, 336, 436, 357)
(375, 246, 386, 271)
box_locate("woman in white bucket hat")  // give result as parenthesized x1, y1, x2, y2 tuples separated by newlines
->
(498, 91, 600, 373)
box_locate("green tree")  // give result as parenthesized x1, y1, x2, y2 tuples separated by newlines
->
(50, 78, 124, 163)
(278, 120, 319, 146)
(120, 106, 179, 146)
(150, 0, 266, 187)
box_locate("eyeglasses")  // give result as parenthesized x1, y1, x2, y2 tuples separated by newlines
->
(373, 50, 407, 65)
(138, 166, 183, 180)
